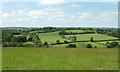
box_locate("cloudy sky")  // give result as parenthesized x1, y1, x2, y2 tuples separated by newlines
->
(0, 0, 118, 28)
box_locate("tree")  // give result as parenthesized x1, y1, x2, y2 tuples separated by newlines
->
(33, 35, 42, 45)
(11, 36, 27, 42)
(66, 44, 77, 48)
(110, 42, 119, 48)
(43, 42, 48, 46)
(72, 36, 77, 42)
(86, 44, 92, 48)
(64, 40, 68, 44)
(56, 40, 60, 44)
(90, 37, 94, 42)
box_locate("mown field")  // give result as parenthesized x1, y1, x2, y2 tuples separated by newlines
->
(37, 31, 68, 44)
(65, 34, 118, 41)
(2, 47, 118, 70)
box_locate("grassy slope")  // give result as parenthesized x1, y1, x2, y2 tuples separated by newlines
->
(65, 34, 118, 41)
(53, 42, 106, 48)
(65, 30, 94, 33)
(37, 31, 68, 44)
(2, 48, 118, 70)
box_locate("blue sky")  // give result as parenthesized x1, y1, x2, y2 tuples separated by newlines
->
(0, 1, 118, 28)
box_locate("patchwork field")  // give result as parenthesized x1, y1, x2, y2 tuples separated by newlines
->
(2, 47, 118, 70)
(65, 30, 94, 33)
(65, 34, 118, 41)
(38, 31, 68, 44)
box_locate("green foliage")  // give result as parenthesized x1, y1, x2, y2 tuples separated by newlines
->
(11, 36, 27, 42)
(69, 36, 77, 42)
(90, 37, 94, 42)
(66, 44, 77, 48)
(86, 44, 92, 48)
(56, 40, 60, 44)
(64, 40, 68, 44)
(43, 42, 48, 46)
(33, 35, 42, 45)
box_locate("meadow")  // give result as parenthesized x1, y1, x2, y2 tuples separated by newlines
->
(37, 31, 68, 44)
(2, 47, 118, 70)
(2, 27, 119, 70)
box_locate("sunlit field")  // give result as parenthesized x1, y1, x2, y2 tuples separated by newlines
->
(2, 47, 118, 70)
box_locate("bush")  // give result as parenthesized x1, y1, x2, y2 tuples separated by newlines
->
(90, 37, 94, 42)
(56, 40, 60, 44)
(94, 46, 97, 48)
(110, 42, 119, 47)
(43, 42, 48, 46)
(66, 44, 77, 48)
(86, 44, 92, 48)
(105, 42, 110, 44)
(64, 40, 68, 44)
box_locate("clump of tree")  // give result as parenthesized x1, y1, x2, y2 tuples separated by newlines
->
(43, 42, 48, 46)
(86, 44, 92, 48)
(64, 40, 68, 44)
(66, 44, 77, 48)
(69, 36, 77, 42)
(33, 35, 42, 47)
(90, 37, 94, 42)
(107, 41, 119, 48)
(56, 40, 61, 44)
(11, 36, 27, 42)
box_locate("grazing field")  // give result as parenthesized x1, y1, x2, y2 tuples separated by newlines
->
(53, 42, 106, 48)
(65, 30, 94, 33)
(2, 47, 118, 70)
(65, 34, 118, 41)
(38, 31, 68, 44)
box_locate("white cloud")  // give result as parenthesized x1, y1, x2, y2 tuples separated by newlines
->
(3, 13, 13, 18)
(78, 12, 81, 14)
(71, 16, 76, 19)
(0, 21, 2, 24)
(37, 0, 65, 5)
(27, 10, 47, 19)
(72, 4, 81, 7)
(80, 13, 92, 19)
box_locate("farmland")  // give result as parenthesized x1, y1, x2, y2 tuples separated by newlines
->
(2, 47, 118, 70)
(2, 27, 119, 70)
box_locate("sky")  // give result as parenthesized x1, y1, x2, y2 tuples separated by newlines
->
(0, 0, 118, 28)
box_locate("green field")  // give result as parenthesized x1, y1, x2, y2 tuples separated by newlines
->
(65, 34, 118, 41)
(38, 31, 68, 44)
(53, 42, 106, 48)
(2, 47, 118, 70)
(65, 30, 94, 33)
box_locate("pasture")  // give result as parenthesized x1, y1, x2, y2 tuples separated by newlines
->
(65, 30, 94, 33)
(37, 31, 68, 44)
(65, 34, 118, 41)
(2, 47, 118, 70)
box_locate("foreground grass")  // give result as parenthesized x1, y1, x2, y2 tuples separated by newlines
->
(2, 47, 118, 70)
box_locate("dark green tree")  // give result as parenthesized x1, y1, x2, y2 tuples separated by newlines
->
(90, 37, 94, 42)
(86, 44, 92, 48)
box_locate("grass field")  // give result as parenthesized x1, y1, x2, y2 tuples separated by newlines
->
(38, 31, 68, 44)
(65, 30, 94, 33)
(53, 42, 106, 48)
(65, 34, 118, 41)
(2, 47, 118, 70)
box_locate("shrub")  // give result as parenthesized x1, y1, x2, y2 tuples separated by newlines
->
(43, 42, 48, 46)
(86, 44, 92, 48)
(56, 40, 60, 44)
(64, 40, 68, 44)
(110, 42, 119, 47)
(105, 42, 110, 44)
(90, 37, 94, 42)
(94, 46, 97, 48)
(66, 44, 77, 48)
